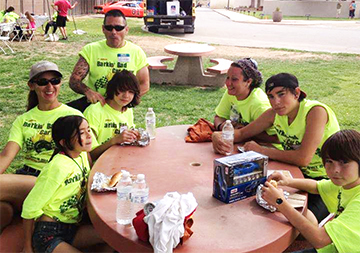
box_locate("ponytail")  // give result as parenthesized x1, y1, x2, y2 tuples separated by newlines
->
(27, 90, 38, 111)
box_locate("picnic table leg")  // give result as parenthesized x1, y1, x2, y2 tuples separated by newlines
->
(149, 56, 226, 87)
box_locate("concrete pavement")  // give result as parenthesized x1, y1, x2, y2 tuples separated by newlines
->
(214, 9, 360, 26)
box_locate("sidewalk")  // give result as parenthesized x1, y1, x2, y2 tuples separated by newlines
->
(214, 9, 360, 26)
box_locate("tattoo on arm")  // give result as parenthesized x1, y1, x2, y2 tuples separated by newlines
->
(69, 56, 90, 95)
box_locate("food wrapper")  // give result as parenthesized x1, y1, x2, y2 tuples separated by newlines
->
(91, 171, 137, 192)
(121, 128, 150, 147)
(256, 184, 289, 212)
(91, 172, 117, 192)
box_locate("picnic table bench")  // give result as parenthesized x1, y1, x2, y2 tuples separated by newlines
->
(147, 56, 174, 70)
(206, 58, 233, 75)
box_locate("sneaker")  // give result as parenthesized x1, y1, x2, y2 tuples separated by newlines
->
(60, 37, 68, 40)
(44, 35, 51, 42)
(53, 34, 59, 42)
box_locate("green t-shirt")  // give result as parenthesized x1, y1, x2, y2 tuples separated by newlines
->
(273, 99, 340, 178)
(8, 104, 86, 171)
(215, 88, 276, 135)
(84, 102, 135, 145)
(317, 180, 360, 253)
(79, 39, 148, 96)
(22, 152, 90, 223)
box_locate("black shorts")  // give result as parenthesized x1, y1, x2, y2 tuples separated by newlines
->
(56, 15, 67, 27)
(15, 165, 40, 177)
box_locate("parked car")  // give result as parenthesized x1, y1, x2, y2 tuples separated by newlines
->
(103, 1, 144, 17)
(94, 1, 119, 14)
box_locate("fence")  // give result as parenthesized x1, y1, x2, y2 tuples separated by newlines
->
(0, 0, 102, 16)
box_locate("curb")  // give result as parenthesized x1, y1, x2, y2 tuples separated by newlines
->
(213, 9, 360, 26)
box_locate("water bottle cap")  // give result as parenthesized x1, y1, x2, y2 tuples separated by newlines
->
(148, 108, 153, 112)
(137, 174, 145, 181)
(226, 120, 231, 124)
(122, 170, 130, 178)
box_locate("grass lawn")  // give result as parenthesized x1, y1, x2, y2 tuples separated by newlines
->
(1, 15, 360, 173)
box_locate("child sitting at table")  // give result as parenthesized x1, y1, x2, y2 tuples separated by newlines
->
(213, 58, 277, 143)
(262, 129, 360, 252)
(84, 70, 140, 160)
(212, 73, 340, 223)
(22, 115, 108, 252)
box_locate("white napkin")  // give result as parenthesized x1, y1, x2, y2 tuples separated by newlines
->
(144, 192, 198, 253)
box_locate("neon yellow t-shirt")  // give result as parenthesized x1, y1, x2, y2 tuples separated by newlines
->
(273, 99, 339, 178)
(84, 102, 135, 145)
(79, 39, 148, 96)
(215, 88, 276, 136)
(317, 180, 360, 253)
(3, 11, 19, 22)
(22, 152, 90, 223)
(8, 104, 87, 171)
(0, 11, 5, 22)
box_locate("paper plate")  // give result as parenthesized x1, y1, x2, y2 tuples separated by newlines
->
(288, 193, 306, 208)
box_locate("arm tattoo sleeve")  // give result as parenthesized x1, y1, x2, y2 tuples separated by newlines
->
(69, 56, 90, 95)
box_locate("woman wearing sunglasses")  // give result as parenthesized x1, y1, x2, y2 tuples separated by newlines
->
(0, 61, 89, 233)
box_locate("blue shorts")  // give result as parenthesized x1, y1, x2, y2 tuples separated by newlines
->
(32, 221, 78, 253)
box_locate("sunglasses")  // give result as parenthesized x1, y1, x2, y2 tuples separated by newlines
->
(104, 25, 126, 32)
(35, 77, 61, 86)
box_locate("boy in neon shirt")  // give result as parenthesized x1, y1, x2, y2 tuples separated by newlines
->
(212, 73, 340, 222)
(85, 70, 140, 160)
(263, 129, 360, 253)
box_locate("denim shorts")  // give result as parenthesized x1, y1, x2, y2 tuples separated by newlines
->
(32, 221, 78, 253)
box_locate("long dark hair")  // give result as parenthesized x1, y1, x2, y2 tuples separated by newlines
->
(27, 90, 38, 111)
(50, 115, 86, 160)
(105, 70, 140, 109)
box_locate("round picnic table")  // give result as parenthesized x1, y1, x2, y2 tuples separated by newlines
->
(87, 125, 306, 253)
(149, 43, 226, 87)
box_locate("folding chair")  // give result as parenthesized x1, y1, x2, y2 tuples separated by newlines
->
(13, 18, 36, 42)
(0, 23, 15, 54)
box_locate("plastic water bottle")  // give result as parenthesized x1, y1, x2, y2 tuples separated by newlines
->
(222, 120, 234, 156)
(145, 108, 156, 139)
(131, 174, 149, 215)
(116, 171, 133, 225)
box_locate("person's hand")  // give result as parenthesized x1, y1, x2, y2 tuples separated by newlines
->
(261, 181, 286, 207)
(267, 172, 289, 187)
(212, 132, 232, 155)
(112, 130, 139, 145)
(243, 140, 263, 154)
(84, 89, 105, 106)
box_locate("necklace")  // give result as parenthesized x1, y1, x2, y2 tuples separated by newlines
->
(336, 189, 344, 218)
(69, 154, 87, 188)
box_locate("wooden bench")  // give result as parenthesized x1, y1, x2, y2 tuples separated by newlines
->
(147, 56, 174, 70)
(206, 58, 233, 75)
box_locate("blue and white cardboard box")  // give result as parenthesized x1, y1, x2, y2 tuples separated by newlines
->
(213, 151, 268, 204)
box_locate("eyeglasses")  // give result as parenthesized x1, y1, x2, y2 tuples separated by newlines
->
(104, 25, 126, 32)
(35, 77, 61, 86)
